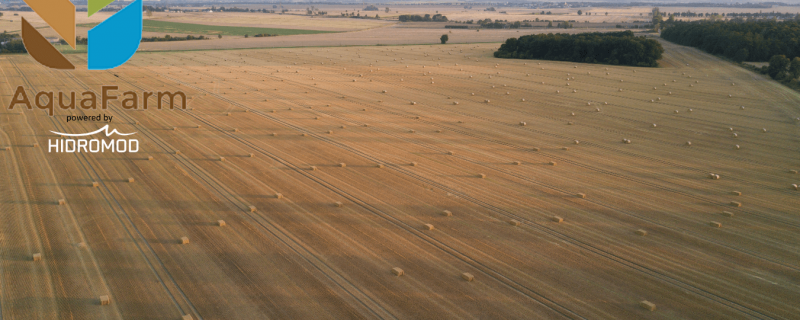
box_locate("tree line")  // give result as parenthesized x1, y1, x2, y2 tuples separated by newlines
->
(475, 19, 533, 29)
(660, 20, 800, 62)
(398, 14, 448, 22)
(664, 11, 798, 19)
(494, 31, 664, 67)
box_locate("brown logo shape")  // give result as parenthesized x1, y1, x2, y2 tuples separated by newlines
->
(21, 0, 76, 69)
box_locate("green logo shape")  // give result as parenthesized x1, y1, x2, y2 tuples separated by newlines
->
(89, 0, 116, 16)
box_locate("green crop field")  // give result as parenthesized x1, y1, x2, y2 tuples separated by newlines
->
(78, 20, 336, 36)
(54, 44, 87, 54)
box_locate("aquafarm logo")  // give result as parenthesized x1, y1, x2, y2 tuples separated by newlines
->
(22, 0, 142, 70)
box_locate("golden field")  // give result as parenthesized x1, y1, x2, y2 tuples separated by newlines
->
(0, 35, 798, 319)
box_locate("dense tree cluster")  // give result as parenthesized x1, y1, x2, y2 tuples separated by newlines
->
(363, 5, 379, 11)
(661, 20, 800, 62)
(746, 55, 800, 90)
(0, 33, 25, 53)
(494, 31, 664, 67)
(398, 14, 448, 22)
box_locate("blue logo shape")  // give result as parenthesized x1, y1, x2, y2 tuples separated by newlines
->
(88, 0, 142, 70)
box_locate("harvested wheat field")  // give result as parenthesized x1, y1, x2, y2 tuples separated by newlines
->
(0, 39, 798, 319)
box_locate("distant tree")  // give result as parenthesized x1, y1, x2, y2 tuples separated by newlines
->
(768, 55, 790, 79)
(577, 10, 583, 15)
(547, 21, 553, 28)
(733, 48, 748, 63)
(385, 7, 390, 13)
(652, 7, 663, 25)
(440, 34, 448, 44)
(244, 34, 249, 38)
(218, 34, 222, 39)
(605, 12, 608, 16)
(146, 9, 152, 17)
